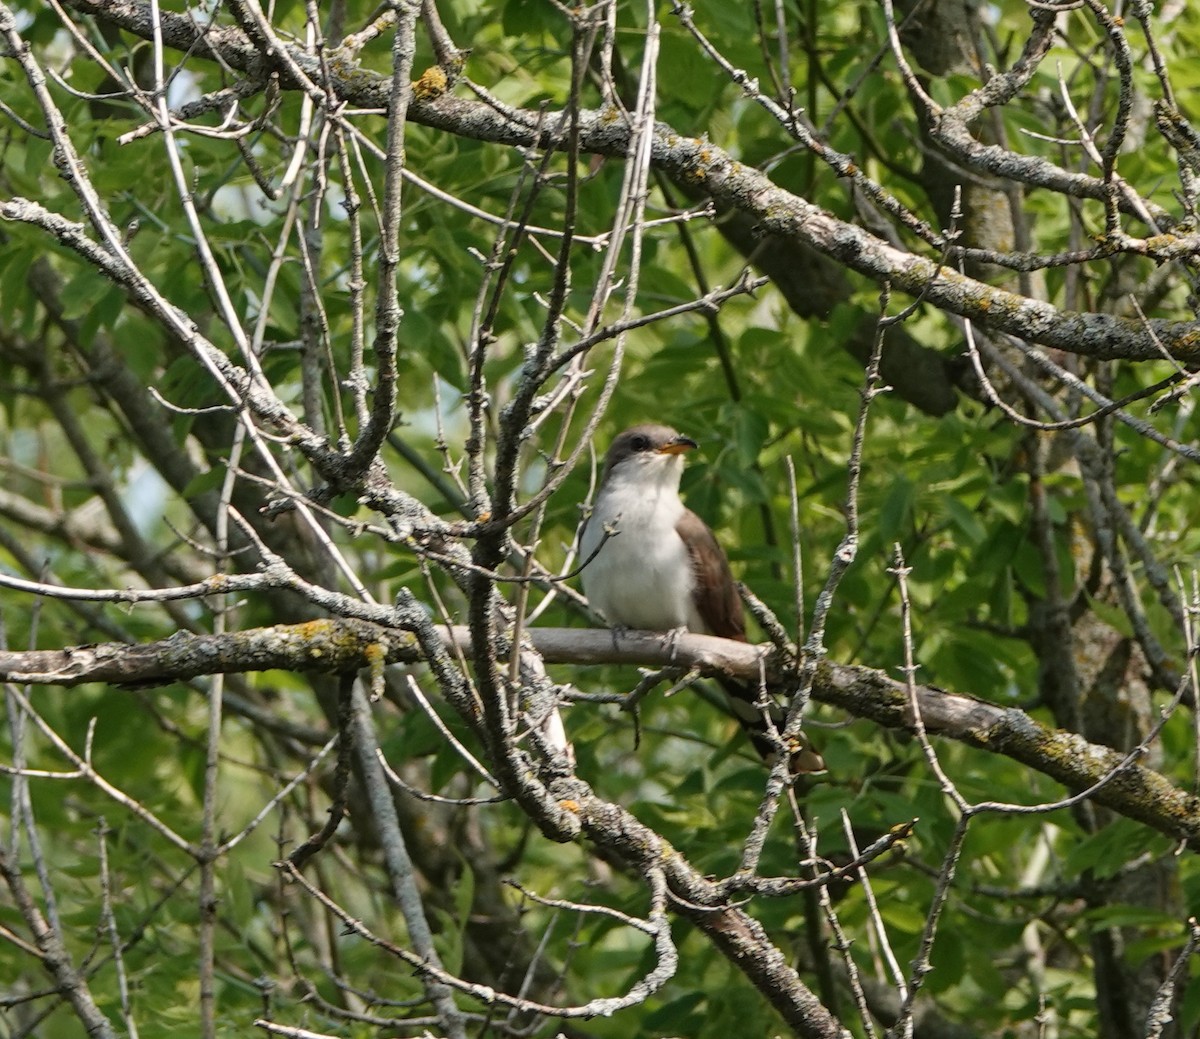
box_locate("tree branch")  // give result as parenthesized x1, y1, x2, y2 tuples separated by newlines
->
(53, 0, 1200, 363)
(4, 621, 1198, 851)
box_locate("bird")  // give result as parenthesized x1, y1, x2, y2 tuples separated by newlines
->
(578, 423, 825, 773)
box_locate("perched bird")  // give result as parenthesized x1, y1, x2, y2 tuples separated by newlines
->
(579, 424, 825, 773)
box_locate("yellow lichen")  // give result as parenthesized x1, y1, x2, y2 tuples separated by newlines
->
(294, 619, 335, 640)
(364, 640, 387, 698)
(412, 65, 449, 101)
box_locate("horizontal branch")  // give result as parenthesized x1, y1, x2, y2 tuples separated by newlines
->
(4, 621, 1199, 850)
(53, 0, 1200, 362)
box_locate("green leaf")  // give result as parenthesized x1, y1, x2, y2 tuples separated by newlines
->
(59, 268, 112, 321)
(181, 465, 228, 500)
(1085, 592, 1136, 640)
(1066, 819, 1172, 880)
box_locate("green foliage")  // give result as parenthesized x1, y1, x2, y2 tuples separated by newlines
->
(3, 0, 1200, 1036)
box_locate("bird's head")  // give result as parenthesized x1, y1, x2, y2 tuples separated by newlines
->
(601, 424, 698, 490)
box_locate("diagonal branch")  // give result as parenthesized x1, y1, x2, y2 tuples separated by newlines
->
(52, 0, 1200, 363)
(0, 846, 117, 1039)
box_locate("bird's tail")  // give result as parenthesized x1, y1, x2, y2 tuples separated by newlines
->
(717, 676, 827, 774)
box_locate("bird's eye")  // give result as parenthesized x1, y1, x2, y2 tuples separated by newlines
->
(630, 434, 650, 451)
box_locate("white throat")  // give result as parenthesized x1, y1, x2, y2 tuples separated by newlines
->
(579, 454, 703, 631)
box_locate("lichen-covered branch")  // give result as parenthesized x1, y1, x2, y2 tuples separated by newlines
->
(54, 0, 1200, 363)
(4, 622, 1199, 851)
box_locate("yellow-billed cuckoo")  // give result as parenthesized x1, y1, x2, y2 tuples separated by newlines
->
(579, 424, 825, 773)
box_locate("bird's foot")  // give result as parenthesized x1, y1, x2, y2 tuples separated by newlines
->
(661, 625, 688, 662)
(609, 624, 629, 650)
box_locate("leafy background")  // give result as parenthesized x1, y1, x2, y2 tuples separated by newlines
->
(3, 0, 1200, 1036)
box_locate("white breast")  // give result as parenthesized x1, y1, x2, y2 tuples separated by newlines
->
(579, 465, 702, 632)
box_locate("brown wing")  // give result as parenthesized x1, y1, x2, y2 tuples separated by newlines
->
(678, 511, 824, 772)
(677, 508, 746, 641)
